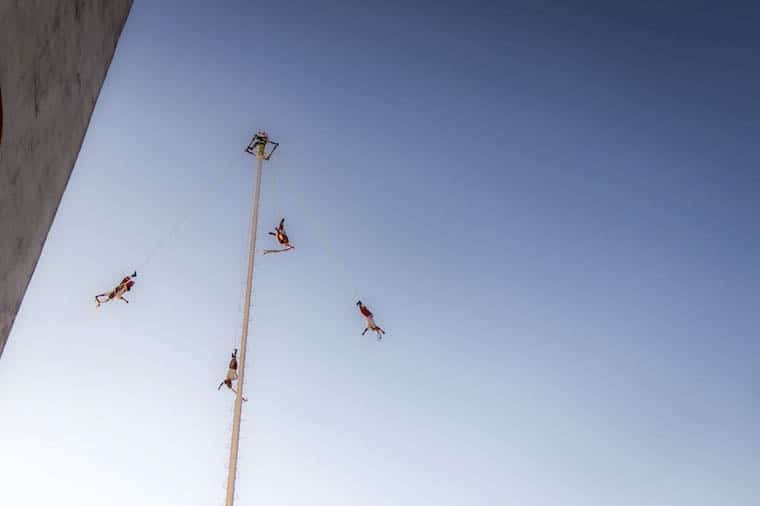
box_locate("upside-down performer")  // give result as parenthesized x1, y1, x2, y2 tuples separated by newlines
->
(95, 272, 137, 307)
(218, 348, 247, 401)
(357, 300, 385, 340)
(263, 218, 294, 255)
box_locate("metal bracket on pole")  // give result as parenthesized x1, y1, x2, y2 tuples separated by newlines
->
(245, 130, 279, 160)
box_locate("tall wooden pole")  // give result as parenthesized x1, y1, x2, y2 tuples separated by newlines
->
(225, 145, 264, 506)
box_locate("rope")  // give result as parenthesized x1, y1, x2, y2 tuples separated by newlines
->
(272, 165, 363, 304)
(134, 156, 246, 273)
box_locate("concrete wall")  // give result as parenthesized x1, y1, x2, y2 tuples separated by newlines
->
(0, 0, 133, 358)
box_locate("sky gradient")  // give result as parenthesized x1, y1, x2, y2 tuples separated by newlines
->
(1, 1, 758, 505)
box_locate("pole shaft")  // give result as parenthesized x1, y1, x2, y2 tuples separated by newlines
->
(225, 153, 264, 506)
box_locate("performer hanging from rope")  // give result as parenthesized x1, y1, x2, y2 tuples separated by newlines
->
(263, 218, 294, 255)
(95, 272, 137, 307)
(357, 300, 385, 340)
(218, 348, 248, 401)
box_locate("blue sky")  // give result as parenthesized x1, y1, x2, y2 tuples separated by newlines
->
(1, 1, 759, 505)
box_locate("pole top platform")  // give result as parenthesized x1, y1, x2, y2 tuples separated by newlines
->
(245, 130, 279, 160)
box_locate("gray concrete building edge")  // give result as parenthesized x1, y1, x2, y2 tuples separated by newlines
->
(0, 1, 133, 359)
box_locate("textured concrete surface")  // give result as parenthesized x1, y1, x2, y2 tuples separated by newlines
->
(0, 0, 133, 358)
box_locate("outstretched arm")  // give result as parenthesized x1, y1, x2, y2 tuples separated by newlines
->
(263, 246, 294, 255)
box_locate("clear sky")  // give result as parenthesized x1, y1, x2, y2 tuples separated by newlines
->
(1, 1, 759, 505)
